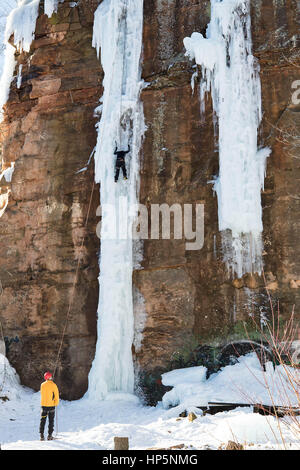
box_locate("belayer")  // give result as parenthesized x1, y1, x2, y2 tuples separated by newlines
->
(39, 371, 59, 441)
(114, 144, 130, 182)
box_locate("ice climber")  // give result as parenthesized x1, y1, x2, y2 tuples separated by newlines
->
(114, 144, 130, 182)
(39, 371, 59, 441)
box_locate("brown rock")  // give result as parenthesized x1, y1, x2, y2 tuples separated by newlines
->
(0, 2, 101, 399)
(114, 437, 129, 451)
(134, 0, 300, 395)
(147, 444, 186, 450)
(224, 440, 244, 451)
(0, 0, 299, 403)
(188, 412, 197, 422)
(30, 77, 62, 99)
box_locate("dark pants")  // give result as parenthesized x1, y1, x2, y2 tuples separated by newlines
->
(40, 406, 55, 437)
(115, 159, 127, 182)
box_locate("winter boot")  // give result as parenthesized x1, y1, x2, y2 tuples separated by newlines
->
(40, 435, 44, 441)
(47, 435, 54, 441)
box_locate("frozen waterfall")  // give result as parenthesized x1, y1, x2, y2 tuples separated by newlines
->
(87, 0, 145, 400)
(184, 0, 270, 278)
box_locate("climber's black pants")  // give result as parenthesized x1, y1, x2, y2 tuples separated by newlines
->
(115, 159, 127, 181)
(40, 406, 55, 437)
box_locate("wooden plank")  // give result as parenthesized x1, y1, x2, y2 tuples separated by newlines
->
(114, 437, 129, 450)
(194, 401, 300, 417)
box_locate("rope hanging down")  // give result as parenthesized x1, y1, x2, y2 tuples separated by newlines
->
(118, 1, 129, 145)
(53, 180, 96, 378)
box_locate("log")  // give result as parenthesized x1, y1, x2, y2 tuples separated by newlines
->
(114, 437, 129, 450)
(198, 402, 300, 417)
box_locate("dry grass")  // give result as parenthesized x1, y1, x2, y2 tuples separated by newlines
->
(237, 271, 300, 448)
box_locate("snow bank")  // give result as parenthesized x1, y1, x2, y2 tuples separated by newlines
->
(162, 366, 207, 387)
(162, 353, 300, 410)
(213, 409, 282, 445)
(0, 353, 23, 400)
(0, 352, 298, 449)
(184, 0, 271, 278)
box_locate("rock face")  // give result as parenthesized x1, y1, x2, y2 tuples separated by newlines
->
(134, 0, 300, 397)
(0, 1, 299, 400)
(0, 2, 101, 399)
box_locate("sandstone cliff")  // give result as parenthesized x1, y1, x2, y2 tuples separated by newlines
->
(0, 0, 299, 401)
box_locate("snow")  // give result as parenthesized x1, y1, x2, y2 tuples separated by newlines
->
(0, 1, 17, 120)
(0, 1, 17, 75)
(1, 353, 299, 450)
(16, 63, 22, 88)
(0, 193, 10, 217)
(184, 0, 271, 278)
(0, 0, 298, 453)
(87, 0, 145, 400)
(0, 162, 15, 182)
(0, 354, 26, 401)
(44, 0, 64, 18)
(162, 366, 207, 388)
(0, 42, 16, 120)
(161, 353, 300, 411)
(0, 0, 41, 121)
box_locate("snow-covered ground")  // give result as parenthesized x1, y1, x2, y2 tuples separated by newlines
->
(1, 353, 299, 450)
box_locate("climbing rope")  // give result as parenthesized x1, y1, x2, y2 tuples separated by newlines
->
(118, 0, 129, 146)
(0, 280, 7, 395)
(53, 179, 96, 379)
(0, 1, 130, 388)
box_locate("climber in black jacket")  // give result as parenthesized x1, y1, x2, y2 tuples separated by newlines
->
(114, 144, 130, 182)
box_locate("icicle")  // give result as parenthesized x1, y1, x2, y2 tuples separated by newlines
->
(0, 2, 17, 120)
(5, 0, 40, 53)
(87, 0, 145, 401)
(0, 0, 41, 224)
(184, 0, 270, 278)
(0, 162, 15, 182)
(44, 0, 64, 18)
(0, 0, 41, 118)
(0, 42, 16, 121)
(0, 192, 10, 218)
(16, 63, 22, 88)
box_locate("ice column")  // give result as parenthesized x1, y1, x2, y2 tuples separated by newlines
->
(184, 0, 270, 278)
(87, 0, 145, 400)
